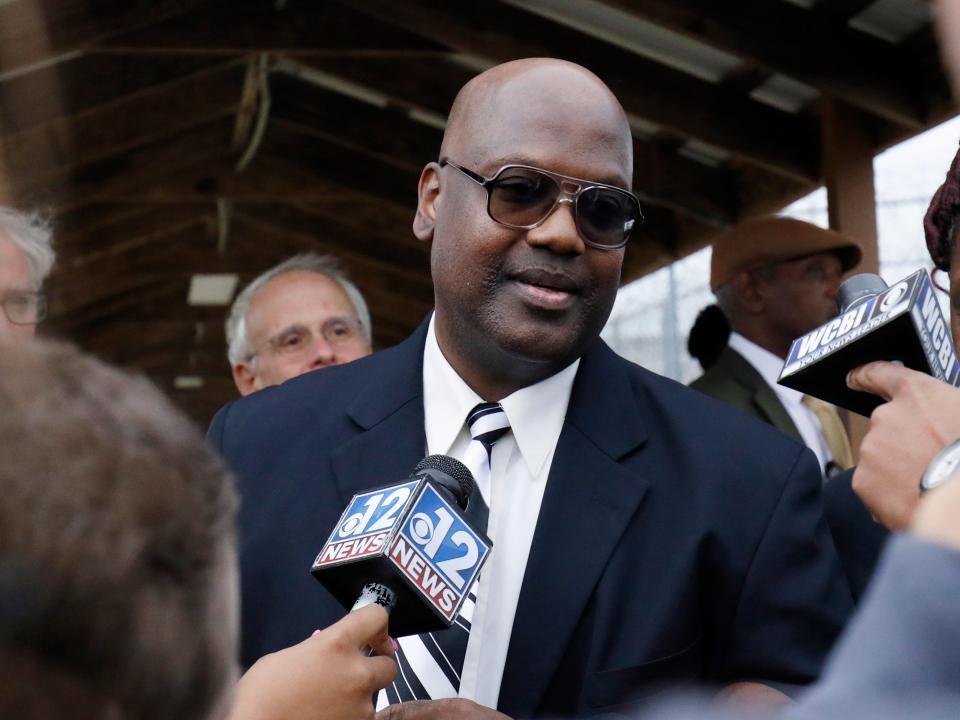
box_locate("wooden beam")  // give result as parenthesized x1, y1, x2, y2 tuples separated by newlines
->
(271, 62, 739, 226)
(606, 0, 923, 127)
(48, 211, 433, 337)
(49, 198, 431, 295)
(231, 207, 432, 295)
(261, 126, 703, 274)
(0, 61, 244, 186)
(0, 0, 205, 75)
(0, 54, 228, 135)
(821, 97, 879, 461)
(735, 164, 815, 219)
(5, 119, 235, 210)
(284, 53, 473, 119)
(822, 99, 878, 273)
(51, 204, 215, 259)
(264, 108, 707, 254)
(269, 72, 440, 173)
(260, 119, 423, 210)
(331, 0, 821, 181)
(814, 0, 880, 23)
(97, 0, 444, 55)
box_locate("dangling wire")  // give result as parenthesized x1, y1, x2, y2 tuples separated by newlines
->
(236, 53, 272, 173)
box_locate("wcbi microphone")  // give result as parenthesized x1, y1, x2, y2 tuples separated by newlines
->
(311, 455, 492, 637)
(778, 269, 960, 416)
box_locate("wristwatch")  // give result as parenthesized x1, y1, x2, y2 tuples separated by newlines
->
(920, 438, 960, 494)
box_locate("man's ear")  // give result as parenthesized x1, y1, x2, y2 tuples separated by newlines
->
(413, 162, 442, 243)
(232, 363, 258, 397)
(733, 270, 766, 314)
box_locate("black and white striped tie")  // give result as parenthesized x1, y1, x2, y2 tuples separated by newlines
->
(378, 403, 510, 708)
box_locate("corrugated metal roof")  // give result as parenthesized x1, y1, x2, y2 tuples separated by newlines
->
(502, 0, 744, 83)
(750, 74, 820, 113)
(678, 139, 731, 166)
(849, 0, 932, 42)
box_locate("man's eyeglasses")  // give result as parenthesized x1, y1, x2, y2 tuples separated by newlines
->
(251, 317, 364, 360)
(440, 160, 643, 250)
(1, 290, 46, 325)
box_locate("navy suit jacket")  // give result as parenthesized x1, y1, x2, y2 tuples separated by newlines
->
(208, 320, 853, 717)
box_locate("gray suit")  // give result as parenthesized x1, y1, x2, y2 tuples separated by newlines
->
(787, 535, 960, 719)
(637, 535, 960, 719)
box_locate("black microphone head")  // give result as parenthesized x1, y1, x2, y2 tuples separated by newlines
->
(411, 455, 474, 510)
(838, 273, 887, 312)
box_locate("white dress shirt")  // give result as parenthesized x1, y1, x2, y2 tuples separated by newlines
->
(422, 316, 579, 708)
(728, 332, 833, 474)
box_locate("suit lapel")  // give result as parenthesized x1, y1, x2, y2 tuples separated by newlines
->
(329, 320, 429, 504)
(499, 342, 649, 718)
(720, 347, 802, 442)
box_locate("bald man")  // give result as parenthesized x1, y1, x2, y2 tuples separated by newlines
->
(209, 59, 851, 718)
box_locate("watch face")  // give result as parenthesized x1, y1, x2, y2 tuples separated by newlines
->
(922, 439, 960, 492)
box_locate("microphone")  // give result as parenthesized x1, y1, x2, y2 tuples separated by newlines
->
(778, 269, 960, 416)
(311, 455, 492, 636)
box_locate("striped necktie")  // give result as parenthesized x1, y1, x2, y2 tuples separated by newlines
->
(378, 403, 510, 708)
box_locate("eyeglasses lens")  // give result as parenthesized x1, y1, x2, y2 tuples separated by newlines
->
(488, 168, 558, 227)
(577, 187, 638, 248)
(2, 292, 46, 325)
(487, 167, 639, 248)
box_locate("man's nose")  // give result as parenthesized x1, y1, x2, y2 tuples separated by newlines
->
(307, 333, 336, 367)
(525, 200, 585, 255)
(826, 271, 844, 300)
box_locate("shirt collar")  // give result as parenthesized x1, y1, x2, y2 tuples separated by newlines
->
(423, 315, 579, 478)
(727, 332, 804, 406)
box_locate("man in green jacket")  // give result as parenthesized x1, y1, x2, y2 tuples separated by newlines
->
(690, 216, 861, 478)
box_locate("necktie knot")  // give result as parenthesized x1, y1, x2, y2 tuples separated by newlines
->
(467, 402, 510, 451)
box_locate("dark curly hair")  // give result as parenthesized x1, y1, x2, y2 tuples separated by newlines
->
(924, 142, 960, 271)
(688, 304, 731, 371)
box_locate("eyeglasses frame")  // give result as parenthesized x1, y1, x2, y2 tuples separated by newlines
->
(0, 289, 47, 325)
(246, 315, 365, 364)
(439, 159, 642, 250)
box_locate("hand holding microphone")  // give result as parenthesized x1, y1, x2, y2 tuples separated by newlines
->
(779, 269, 960, 415)
(312, 455, 492, 637)
(233, 457, 499, 720)
(847, 362, 960, 529)
(229, 604, 397, 720)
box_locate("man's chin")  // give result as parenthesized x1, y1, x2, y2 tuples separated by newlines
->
(493, 327, 585, 369)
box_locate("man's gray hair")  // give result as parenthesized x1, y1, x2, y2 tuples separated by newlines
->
(0, 207, 55, 289)
(225, 253, 372, 366)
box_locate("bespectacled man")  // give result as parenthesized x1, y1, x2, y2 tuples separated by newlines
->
(211, 58, 852, 718)
(0, 207, 54, 345)
(225, 253, 373, 396)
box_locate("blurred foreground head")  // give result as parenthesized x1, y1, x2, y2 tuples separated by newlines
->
(0, 341, 239, 720)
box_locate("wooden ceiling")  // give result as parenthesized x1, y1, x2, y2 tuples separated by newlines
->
(0, 0, 954, 425)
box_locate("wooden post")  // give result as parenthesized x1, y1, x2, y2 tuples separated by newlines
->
(821, 97, 879, 459)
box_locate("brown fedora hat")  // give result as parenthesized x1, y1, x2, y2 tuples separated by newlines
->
(710, 216, 862, 291)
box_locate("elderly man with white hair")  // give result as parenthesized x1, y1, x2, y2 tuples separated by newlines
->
(225, 253, 373, 396)
(0, 207, 55, 343)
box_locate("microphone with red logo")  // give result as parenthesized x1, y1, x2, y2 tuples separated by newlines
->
(311, 455, 491, 637)
(779, 269, 960, 415)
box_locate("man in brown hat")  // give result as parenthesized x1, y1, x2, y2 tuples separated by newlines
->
(691, 216, 862, 478)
